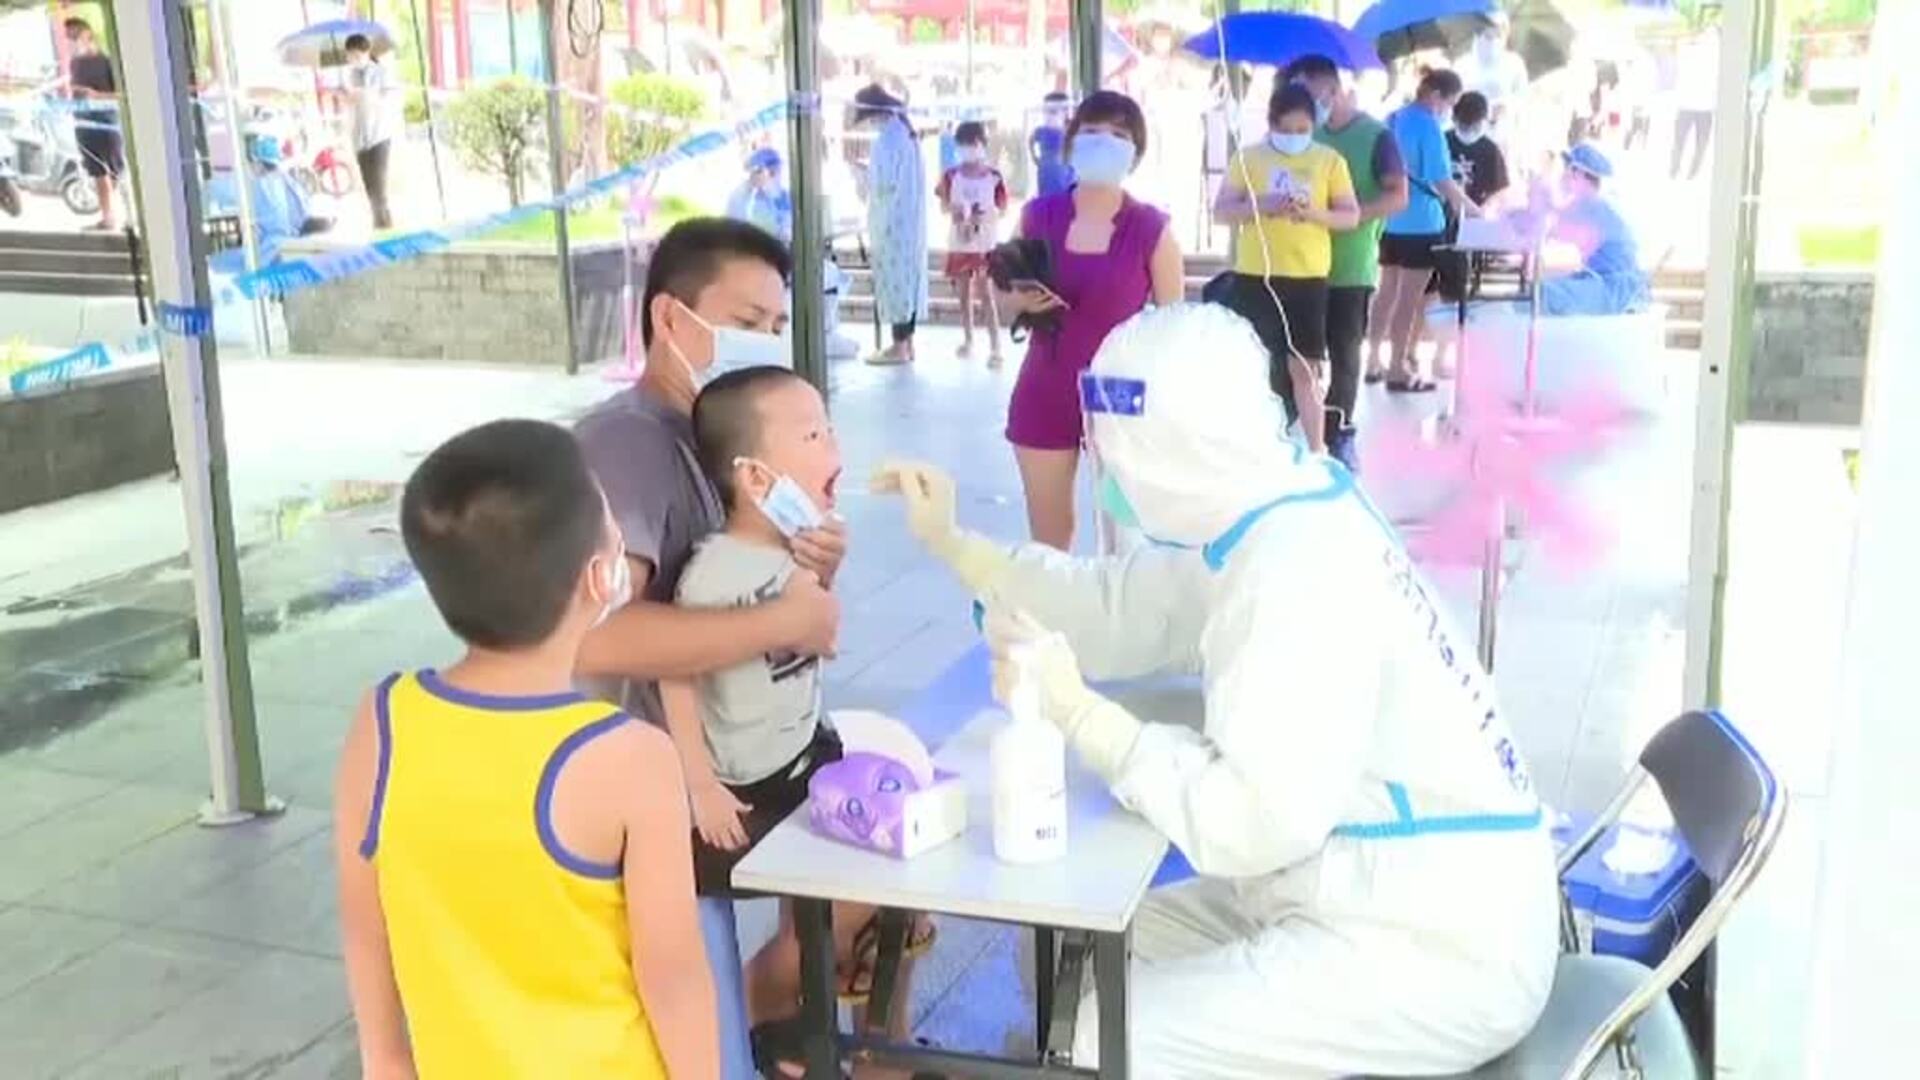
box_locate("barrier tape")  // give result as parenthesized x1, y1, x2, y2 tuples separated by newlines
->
(232, 95, 802, 301)
(4, 332, 154, 399)
(158, 301, 213, 338)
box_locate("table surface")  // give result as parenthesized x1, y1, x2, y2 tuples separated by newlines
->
(733, 648, 1179, 934)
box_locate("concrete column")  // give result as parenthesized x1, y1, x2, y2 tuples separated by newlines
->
(1800, 3, 1920, 1067)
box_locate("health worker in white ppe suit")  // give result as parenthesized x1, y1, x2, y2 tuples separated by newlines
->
(876, 303, 1558, 1078)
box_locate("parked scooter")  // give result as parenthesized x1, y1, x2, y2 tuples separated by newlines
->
(0, 92, 102, 216)
(0, 143, 22, 218)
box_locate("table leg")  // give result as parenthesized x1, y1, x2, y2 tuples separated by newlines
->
(864, 908, 910, 1036)
(1034, 925, 1056, 1053)
(1093, 929, 1131, 1080)
(794, 897, 839, 1080)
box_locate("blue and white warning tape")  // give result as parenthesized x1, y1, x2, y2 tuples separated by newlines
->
(5, 96, 802, 396)
(232, 95, 802, 301)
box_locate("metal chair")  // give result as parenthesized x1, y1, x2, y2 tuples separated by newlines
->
(1441, 709, 1788, 1080)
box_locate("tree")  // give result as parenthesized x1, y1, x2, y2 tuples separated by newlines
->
(603, 72, 708, 168)
(447, 77, 546, 206)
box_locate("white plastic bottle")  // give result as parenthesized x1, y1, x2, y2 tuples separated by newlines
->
(991, 646, 1068, 864)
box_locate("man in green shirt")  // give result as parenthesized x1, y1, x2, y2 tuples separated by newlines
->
(1288, 56, 1409, 470)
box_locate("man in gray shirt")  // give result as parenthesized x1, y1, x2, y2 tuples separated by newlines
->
(574, 218, 842, 723)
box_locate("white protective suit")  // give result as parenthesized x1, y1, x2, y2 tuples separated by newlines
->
(884, 304, 1559, 1078)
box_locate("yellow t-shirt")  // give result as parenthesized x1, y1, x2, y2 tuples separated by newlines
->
(1226, 141, 1355, 279)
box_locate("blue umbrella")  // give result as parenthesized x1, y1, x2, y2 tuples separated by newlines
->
(276, 19, 395, 68)
(1351, 0, 1497, 46)
(1184, 13, 1382, 72)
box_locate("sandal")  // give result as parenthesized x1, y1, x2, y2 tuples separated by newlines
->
(841, 913, 938, 1003)
(750, 1019, 841, 1080)
(1386, 377, 1439, 394)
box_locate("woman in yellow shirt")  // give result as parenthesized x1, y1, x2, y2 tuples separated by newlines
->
(1213, 81, 1359, 453)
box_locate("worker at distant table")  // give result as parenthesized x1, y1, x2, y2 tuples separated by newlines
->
(1538, 143, 1648, 317)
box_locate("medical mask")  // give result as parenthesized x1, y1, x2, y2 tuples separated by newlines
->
(1069, 132, 1135, 187)
(1268, 132, 1312, 156)
(737, 458, 826, 538)
(958, 145, 986, 164)
(667, 300, 790, 389)
(592, 551, 631, 628)
(1457, 125, 1487, 145)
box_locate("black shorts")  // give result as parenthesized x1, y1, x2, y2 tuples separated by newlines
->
(1219, 273, 1328, 414)
(692, 724, 843, 897)
(1430, 248, 1470, 303)
(76, 124, 123, 179)
(1380, 231, 1445, 271)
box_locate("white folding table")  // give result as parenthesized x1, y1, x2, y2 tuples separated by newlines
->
(734, 685, 1173, 1079)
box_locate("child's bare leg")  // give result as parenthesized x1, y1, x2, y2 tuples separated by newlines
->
(957, 273, 976, 356)
(981, 274, 1004, 365)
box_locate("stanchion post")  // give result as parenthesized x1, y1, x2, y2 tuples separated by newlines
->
(1070, 0, 1104, 99)
(784, 0, 828, 394)
(111, 0, 273, 824)
(537, 0, 581, 375)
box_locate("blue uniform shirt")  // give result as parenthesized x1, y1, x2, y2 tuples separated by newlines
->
(1385, 103, 1450, 236)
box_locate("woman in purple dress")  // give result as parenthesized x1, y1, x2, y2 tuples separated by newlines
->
(1002, 91, 1185, 550)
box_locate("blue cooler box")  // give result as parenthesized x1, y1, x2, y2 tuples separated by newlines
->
(1552, 815, 1709, 965)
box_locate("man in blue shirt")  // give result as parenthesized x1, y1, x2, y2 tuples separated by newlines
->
(1541, 143, 1649, 316)
(1369, 69, 1475, 393)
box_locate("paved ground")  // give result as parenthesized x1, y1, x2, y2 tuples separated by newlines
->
(0, 325, 1846, 1077)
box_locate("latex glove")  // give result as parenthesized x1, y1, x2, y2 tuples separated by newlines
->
(985, 605, 1142, 782)
(871, 460, 1012, 595)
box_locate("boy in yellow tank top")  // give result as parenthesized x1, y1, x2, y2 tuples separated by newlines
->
(333, 419, 718, 1079)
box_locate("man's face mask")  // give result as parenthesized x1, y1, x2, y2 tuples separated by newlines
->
(666, 299, 789, 389)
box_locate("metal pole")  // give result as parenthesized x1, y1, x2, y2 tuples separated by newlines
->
(785, 0, 828, 394)
(111, 0, 273, 824)
(964, 0, 975, 96)
(1682, 0, 1774, 710)
(537, 0, 581, 374)
(1070, 0, 1103, 99)
(506, 0, 521, 75)
(406, 0, 451, 218)
(203, 0, 272, 352)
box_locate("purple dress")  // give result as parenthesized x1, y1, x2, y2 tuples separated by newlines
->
(1006, 190, 1168, 451)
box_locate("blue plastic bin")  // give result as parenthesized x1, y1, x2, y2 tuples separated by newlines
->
(1552, 816, 1709, 966)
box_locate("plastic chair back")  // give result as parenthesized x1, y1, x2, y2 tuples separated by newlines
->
(1638, 710, 1775, 886)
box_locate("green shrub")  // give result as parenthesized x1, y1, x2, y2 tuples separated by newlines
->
(604, 72, 707, 168)
(447, 77, 547, 206)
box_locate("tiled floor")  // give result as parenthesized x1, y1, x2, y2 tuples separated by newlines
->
(0, 328, 1842, 1077)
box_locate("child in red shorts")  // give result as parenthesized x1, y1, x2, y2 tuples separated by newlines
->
(936, 120, 1009, 366)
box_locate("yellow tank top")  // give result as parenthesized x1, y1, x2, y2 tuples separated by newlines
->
(360, 670, 667, 1079)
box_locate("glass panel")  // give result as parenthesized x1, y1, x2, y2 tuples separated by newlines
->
(0, 5, 199, 782)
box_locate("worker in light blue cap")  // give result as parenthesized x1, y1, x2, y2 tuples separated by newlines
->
(1539, 142, 1649, 316)
(726, 146, 793, 245)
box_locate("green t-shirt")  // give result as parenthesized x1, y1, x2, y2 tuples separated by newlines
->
(1317, 113, 1403, 289)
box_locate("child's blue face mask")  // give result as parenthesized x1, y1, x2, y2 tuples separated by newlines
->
(737, 457, 824, 538)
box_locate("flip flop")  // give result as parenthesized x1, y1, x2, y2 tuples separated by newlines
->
(750, 1019, 839, 1080)
(1386, 377, 1439, 394)
(841, 914, 939, 1003)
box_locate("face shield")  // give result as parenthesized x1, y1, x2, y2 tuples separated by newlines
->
(1079, 304, 1326, 551)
